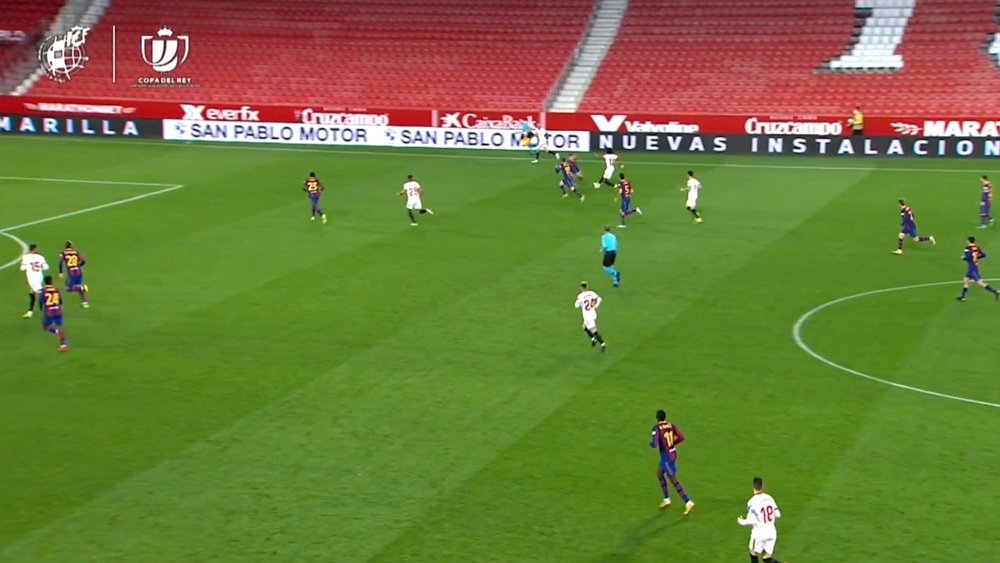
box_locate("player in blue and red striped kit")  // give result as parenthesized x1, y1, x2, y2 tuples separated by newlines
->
(59, 240, 89, 308)
(650, 409, 695, 514)
(616, 173, 642, 228)
(303, 172, 327, 223)
(40, 276, 68, 352)
(892, 199, 935, 255)
(957, 236, 999, 302)
(979, 175, 994, 228)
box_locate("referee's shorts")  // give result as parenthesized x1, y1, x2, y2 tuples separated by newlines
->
(602, 251, 617, 267)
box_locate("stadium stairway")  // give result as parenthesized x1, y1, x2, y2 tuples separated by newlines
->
(548, 0, 630, 112)
(0, 0, 66, 93)
(9, 0, 112, 95)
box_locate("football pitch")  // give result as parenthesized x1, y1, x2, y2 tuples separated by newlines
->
(1, 136, 998, 562)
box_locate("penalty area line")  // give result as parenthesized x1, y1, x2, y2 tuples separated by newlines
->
(792, 279, 1000, 409)
(0, 175, 178, 187)
(0, 183, 186, 272)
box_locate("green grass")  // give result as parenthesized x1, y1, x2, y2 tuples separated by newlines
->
(1, 136, 998, 562)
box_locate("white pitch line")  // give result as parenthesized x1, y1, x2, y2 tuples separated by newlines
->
(0, 184, 185, 234)
(0, 231, 29, 271)
(0, 176, 177, 187)
(2, 136, 998, 175)
(792, 279, 1000, 408)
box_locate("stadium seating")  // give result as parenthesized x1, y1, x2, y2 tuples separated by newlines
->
(0, 0, 62, 82)
(26, 0, 595, 110)
(580, 0, 1000, 116)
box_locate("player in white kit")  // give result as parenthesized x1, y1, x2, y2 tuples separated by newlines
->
(574, 282, 606, 351)
(19, 243, 49, 318)
(399, 174, 434, 226)
(594, 149, 619, 188)
(529, 126, 559, 163)
(683, 170, 703, 223)
(737, 477, 786, 563)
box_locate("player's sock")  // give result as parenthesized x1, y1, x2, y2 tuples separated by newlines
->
(592, 331, 604, 344)
(917, 236, 930, 243)
(602, 178, 615, 187)
(576, 189, 584, 199)
(688, 207, 701, 219)
(749, 556, 760, 563)
(583, 327, 593, 338)
(960, 286, 970, 299)
(419, 209, 428, 215)
(55, 328, 66, 345)
(658, 475, 671, 498)
(620, 213, 626, 226)
(671, 479, 691, 503)
(897, 238, 904, 250)
(763, 558, 780, 563)
(28, 292, 36, 311)
(407, 210, 416, 224)
(984, 284, 999, 295)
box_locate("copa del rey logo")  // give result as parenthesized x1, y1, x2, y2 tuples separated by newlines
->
(591, 114, 700, 134)
(142, 27, 189, 72)
(439, 112, 534, 129)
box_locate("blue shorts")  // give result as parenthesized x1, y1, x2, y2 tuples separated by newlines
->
(659, 454, 679, 477)
(621, 196, 632, 213)
(67, 274, 83, 290)
(562, 178, 575, 189)
(43, 314, 63, 329)
(901, 224, 918, 237)
(966, 268, 982, 282)
(981, 204, 992, 216)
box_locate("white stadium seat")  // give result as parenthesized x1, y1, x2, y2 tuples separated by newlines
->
(826, 0, 917, 71)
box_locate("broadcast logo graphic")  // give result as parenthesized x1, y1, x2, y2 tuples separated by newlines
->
(37, 26, 90, 82)
(138, 27, 195, 87)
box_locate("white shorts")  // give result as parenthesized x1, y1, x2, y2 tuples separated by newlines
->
(749, 533, 777, 556)
(603, 166, 615, 180)
(406, 199, 423, 210)
(26, 275, 43, 293)
(537, 140, 549, 152)
(686, 194, 699, 208)
(581, 313, 598, 331)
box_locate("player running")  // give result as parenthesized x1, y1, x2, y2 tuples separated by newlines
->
(19, 243, 48, 318)
(59, 240, 89, 308)
(399, 174, 434, 226)
(616, 172, 642, 228)
(567, 154, 584, 180)
(39, 275, 68, 352)
(528, 126, 559, 163)
(650, 409, 695, 514)
(557, 158, 585, 201)
(303, 171, 327, 224)
(892, 199, 935, 255)
(601, 226, 620, 286)
(979, 175, 994, 228)
(956, 236, 999, 302)
(738, 477, 785, 563)
(683, 170, 703, 223)
(574, 282, 606, 351)
(593, 148, 619, 189)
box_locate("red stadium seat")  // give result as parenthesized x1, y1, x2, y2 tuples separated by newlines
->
(580, 0, 1000, 116)
(25, 0, 595, 110)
